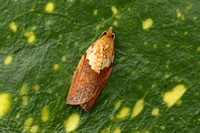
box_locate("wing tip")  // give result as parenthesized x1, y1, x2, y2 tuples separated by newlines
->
(66, 98, 87, 105)
(66, 99, 74, 104)
(66, 99, 77, 105)
(80, 104, 90, 112)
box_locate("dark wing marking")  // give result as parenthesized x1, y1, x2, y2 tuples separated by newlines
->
(67, 53, 99, 105)
(80, 64, 113, 111)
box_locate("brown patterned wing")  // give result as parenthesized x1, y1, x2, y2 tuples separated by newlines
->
(80, 64, 113, 111)
(67, 53, 99, 105)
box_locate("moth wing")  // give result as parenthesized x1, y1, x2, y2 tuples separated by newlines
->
(80, 64, 113, 111)
(66, 52, 99, 105)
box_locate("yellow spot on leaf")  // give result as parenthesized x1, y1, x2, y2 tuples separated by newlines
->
(30, 125, 39, 133)
(152, 82, 157, 88)
(64, 113, 80, 132)
(131, 70, 135, 75)
(138, 85, 143, 89)
(74, 41, 78, 46)
(176, 9, 185, 20)
(166, 43, 171, 48)
(4, 55, 13, 65)
(144, 41, 148, 45)
(7, 35, 11, 39)
(116, 106, 130, 119)
(32, 26, 37, 31)
(22, 96, 28, 108)
(160, 126, 165, 130)
(193, 16, 197, 21)
(116, 15, 121, 19)
(109, 114, 115, 120)
(24, 116, 33, 130)
(153, 44, 157, 49)
(45, 2, 54, 13)
(166, 60, 170, 69)
(16, 113, 20, 119)
(152, 108, 159, 116)
(195, 92, 199, 97)
(28, 32, 36, 43)
(186, 4, 193, 11)
(9, 22, 17, 32)
(114, 100, 121, 110)
(184, 31, 188, 35)
(53, 64, 60, 70)
(20, 83, 27, 95)
(113, 21, 118, 26)
(24, 31, 36, 43)
(176, 9, 181, 18)
(131, 98, 144, 117)
(0, 93, 10, 118)
(145, 60, 149, 65)
(34, 84, 39, 91)
(14, 97, 18, 102)
(101, 128, 111, 133)
(111, 6, 118, 15)
(163, 84, 186, 107)
(173, 76, 181, 82)
(197, 47, 200, 53)
(142, 18, 153, 30)
(164, 74, 170, 79)
(62, 56, 66, 62)
(113, 127, 121, 133)
(93, 9, 98, 15)
(41, 106, 50, 122)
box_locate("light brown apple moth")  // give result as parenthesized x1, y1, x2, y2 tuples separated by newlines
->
(67, 27, 115, 112)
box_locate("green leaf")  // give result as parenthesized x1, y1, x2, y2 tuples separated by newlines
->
(1, 0, 200, 132)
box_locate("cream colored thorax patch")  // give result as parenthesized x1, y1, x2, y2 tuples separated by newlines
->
(86, 38, 114, 73)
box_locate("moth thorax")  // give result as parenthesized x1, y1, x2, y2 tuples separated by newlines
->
(86, 44, 103, 73)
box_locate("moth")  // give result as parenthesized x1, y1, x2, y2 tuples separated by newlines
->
(66, 27, 115, 112)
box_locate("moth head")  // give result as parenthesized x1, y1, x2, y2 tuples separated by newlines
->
(102, 27, 115, 40)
